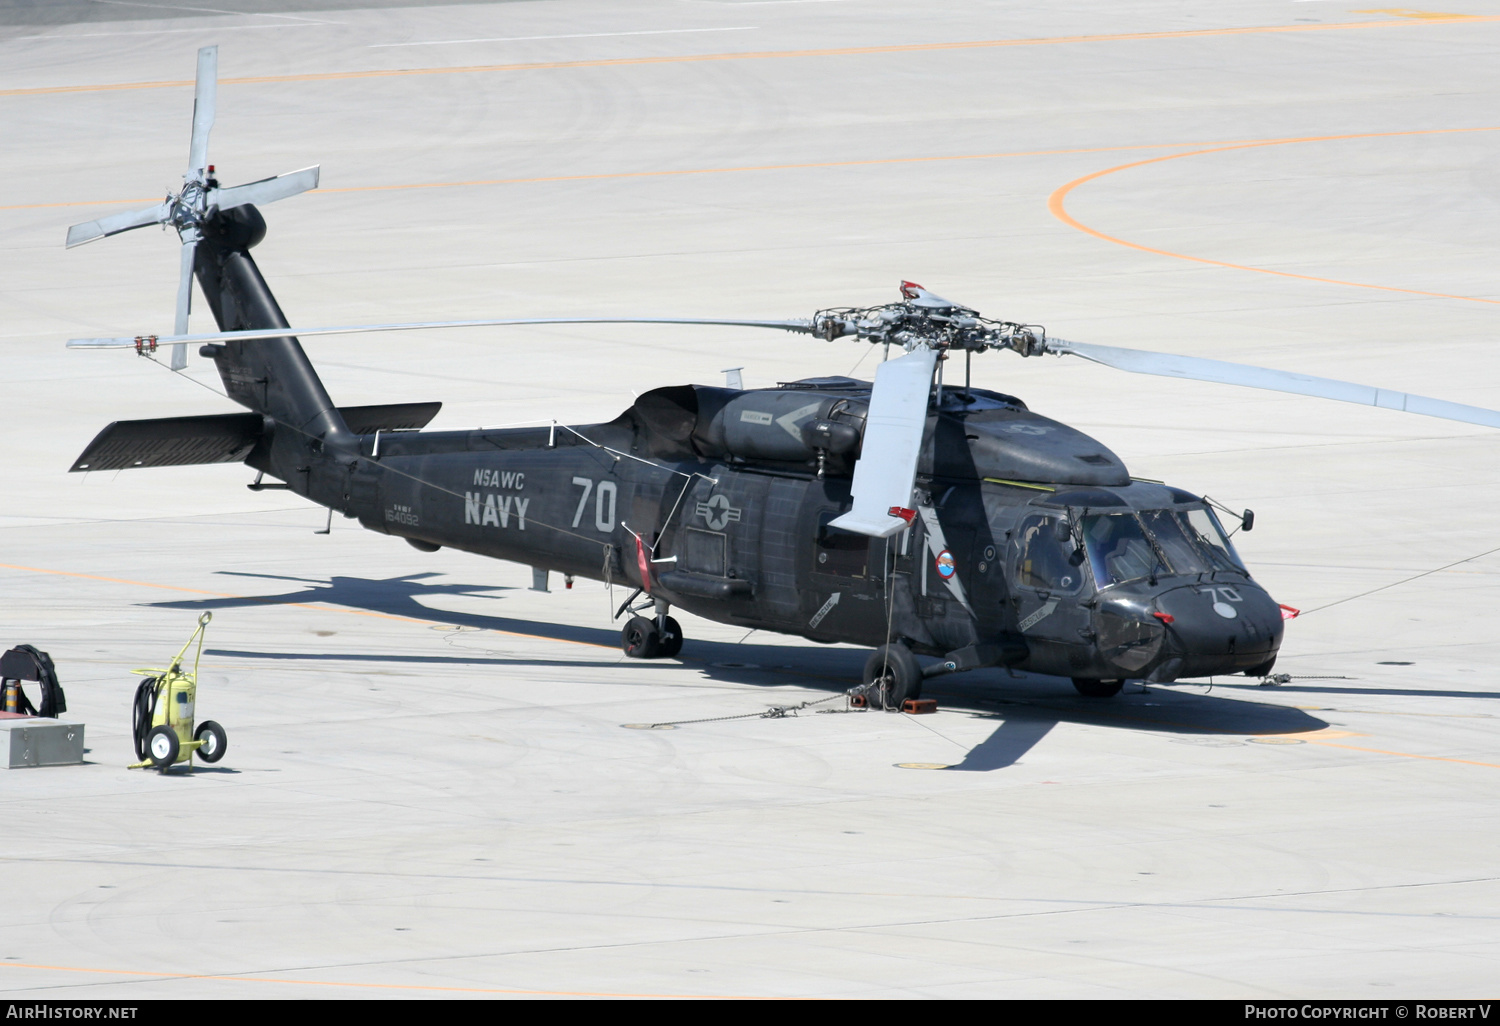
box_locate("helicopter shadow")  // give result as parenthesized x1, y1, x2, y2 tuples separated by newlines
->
(146, 571, 1329, 770)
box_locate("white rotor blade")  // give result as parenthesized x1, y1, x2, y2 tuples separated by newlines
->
(187, 45, 217, 172)
(830, 345, 939, 539)
(1051, 339, 1500, 430)
(65, 202, 171, 249)
(170, 240, 196, 369)
(67, 316, 816, 348)
(215, 166, 320, 211)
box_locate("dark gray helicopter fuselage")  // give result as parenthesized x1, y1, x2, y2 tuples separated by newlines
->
(322, 379, 1283, 685)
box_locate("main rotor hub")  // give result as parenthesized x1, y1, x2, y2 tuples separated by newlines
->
(811, 282, 1047, 356)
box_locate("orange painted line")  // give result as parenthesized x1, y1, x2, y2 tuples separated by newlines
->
(0, 960, 762, 999)
(1048, 126, 1500, 305)
(0, 561, 610, 648)
(1, 17, 1494, 98)
(0, 139, 1256, 212)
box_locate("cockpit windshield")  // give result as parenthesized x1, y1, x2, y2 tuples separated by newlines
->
(1082, 506, 1246, 587)
(1082, 513, 1169, 586)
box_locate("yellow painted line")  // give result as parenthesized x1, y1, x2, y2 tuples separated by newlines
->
(1354, 8, 1475, 19)
(1, 17, 1495, 98)
(1048, 126, 1500, 305)
(1248, 726, 1500, 768)
(0, 138, 1264, 212)
(0, 960, 763, 998)
(1278, 729, 1366, 740)
(1303, 738, 1500, 769)
(0, 561, 614, 650)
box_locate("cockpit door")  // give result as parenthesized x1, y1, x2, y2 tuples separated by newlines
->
(1009, 511, 1093, 669)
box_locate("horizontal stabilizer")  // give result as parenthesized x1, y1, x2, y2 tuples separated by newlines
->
(338, 402, 442, 434)
(71, 413, 263, 472)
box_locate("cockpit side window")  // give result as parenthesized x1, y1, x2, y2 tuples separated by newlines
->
(1014, 514, 1084, 594)
(1083, 512, 1168, 587)
(1183, 506, 1246, 573)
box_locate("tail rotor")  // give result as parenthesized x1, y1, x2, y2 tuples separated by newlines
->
(65, 45, 319, 370)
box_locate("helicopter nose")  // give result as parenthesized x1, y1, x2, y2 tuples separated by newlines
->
(1151, 581, 1284, 678)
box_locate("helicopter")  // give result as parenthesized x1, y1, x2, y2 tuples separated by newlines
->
(64, 47, 1500, 706)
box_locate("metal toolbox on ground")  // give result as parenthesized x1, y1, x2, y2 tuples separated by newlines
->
(2, 717, 85, 768)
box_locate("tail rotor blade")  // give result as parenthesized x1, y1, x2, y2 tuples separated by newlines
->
(215, 166, 320, 211)
(187, 45, 217, 172)
(170, 240, 197, 370)
(65, 202, 171, 249)
(1049, 339, 1500, 430)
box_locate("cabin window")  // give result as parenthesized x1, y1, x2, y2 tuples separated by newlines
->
(814, 512, 869, 578)
(1013, 514, 1084, 594)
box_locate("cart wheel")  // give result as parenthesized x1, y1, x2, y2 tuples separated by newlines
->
(621, 616, 661, 659)
(194, 720, 228, 763)
(657, 616, 684, 658)
(147, 725, 180, 768)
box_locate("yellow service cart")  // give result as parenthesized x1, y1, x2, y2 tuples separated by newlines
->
(129, 612, 227, 771)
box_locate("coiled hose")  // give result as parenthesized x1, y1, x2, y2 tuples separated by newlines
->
(131, 677, 160, 761)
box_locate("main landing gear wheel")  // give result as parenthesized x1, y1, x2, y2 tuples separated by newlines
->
(1071, 678, 1125, 698)
(656, 616, 684, 658)
(146, 725, 180, 768)
(621, 616, 661, 659)
(864, 644, 922, 709)
(194, 720, 228, 763)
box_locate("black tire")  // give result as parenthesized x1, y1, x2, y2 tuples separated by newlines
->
(621, 616, 661, 659)
(864, 644, 922, 709)
(146, 725, 180, 768)
(194, 720, 228, 763)
(1072, 678, 1125, 698)
(657, 616, 684, 658)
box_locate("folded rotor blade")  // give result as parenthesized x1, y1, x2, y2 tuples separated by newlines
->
(170, 240, 196, 370)
(67, 316, 817, 348)
(187, 45, 217, 172)
(830, 345, 939, 538)
(1050, 339, 1500, 430)
(65, 202, 170, 249)
(215, 166, 320, 211)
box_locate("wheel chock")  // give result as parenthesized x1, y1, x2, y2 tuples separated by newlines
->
(849, 694, 868, 709)
(902, 698, 937, 715)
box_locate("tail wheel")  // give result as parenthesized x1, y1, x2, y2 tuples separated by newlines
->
(863, 644, 922, 709)
(1072, 678, 1125, 698)
(194, 720, 228, 763)
(657, 616, 684, 658)
(146, 725, 180, 768)
(621, 616, 662, 659)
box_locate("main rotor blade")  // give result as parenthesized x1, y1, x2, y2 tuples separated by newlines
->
(214, 166, 320, 211)
(830, 345, 939, 538)
(170, 240, 197, 370)
(65, 202, 171, 249)
(187, 45, 217, 172)
(1049, 339, 1500, 430)
(67, 316, 817, 348)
